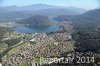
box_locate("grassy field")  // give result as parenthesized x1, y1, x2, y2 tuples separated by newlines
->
(7, 42, 30, 56)
(0, 43, 8, 52)
(19, 63, 29, 66)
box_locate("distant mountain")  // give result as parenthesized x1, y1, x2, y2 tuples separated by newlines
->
(0, 4, 86, 22)
(0, 11, 32, 21)
(66, 7, 86, 14)
(17, 15, 52, 28)
(0, 4, 86, 13)
(20, 4, 57, 11)
(0, 4, 54, 13)
(33, 8, 79, 16)
(54, 9, 100, 24)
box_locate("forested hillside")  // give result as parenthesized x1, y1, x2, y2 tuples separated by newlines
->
(17, 15, 53, 28)
(55, 9, 100, 53)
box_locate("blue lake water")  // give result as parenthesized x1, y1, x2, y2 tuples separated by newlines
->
(14, 25, 59, 33)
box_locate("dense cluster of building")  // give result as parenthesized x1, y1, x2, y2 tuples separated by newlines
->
(1, 22, 75, 66)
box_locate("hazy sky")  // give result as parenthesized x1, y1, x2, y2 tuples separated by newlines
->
(0, 0, 100, 10)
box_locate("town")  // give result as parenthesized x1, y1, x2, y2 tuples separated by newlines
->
(0, 22, 75, 66)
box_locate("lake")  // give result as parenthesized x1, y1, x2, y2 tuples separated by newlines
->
(14, 25, 59, 33)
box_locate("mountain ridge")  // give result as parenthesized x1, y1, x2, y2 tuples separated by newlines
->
(54, 8, 100, 24)
(0, 4, 87, 22)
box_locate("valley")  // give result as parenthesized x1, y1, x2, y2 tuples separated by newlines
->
(0, 1, 100, 66)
